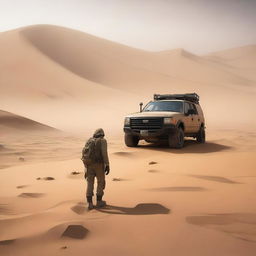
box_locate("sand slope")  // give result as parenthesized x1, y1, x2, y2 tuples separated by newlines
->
(0, 129, 256, 256)
(0, 25, 255, 130)
(0, 110, 56, 133)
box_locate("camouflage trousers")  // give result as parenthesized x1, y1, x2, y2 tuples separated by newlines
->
(86, 163, 105, 197)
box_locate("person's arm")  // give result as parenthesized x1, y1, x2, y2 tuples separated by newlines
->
(101, 138, 109, 166)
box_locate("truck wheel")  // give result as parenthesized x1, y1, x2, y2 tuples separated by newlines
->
(196, 126, 206, 143)
(168, 127, 184, 149)
(125, 134, 139, 147)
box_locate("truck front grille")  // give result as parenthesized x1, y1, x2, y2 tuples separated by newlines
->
(130, 118, 163, 130)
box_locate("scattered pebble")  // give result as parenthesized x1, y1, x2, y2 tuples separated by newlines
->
(44, 177, 55, 180)
(149, 161, 158, 165)
(18, 157, 25, 162)
(60, 246, 68, 250)
(71, 171, 81, 175)
(36, 177, 55, 180)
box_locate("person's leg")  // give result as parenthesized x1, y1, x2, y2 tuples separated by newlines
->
(95, 163, 106, 207)
(86, 165, 96, 210)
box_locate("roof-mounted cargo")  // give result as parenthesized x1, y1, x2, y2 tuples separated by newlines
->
(154, 93, 200, 104)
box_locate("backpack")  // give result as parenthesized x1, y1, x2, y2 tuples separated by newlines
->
(81, 138, 102, 166)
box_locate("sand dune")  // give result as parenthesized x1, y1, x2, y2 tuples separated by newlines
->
(0, 110, 57, 133)
(0, 25, 255, 130)
(20, 25, 255, 92)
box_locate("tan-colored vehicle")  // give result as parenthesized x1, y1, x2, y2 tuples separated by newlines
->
(123, 93, 205, 148)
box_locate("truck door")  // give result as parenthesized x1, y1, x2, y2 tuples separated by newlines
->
(183, 102, 193, 133)
(190, 103, 200, 132)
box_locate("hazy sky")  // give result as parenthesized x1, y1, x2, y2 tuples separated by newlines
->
(0, 0, 255, 54)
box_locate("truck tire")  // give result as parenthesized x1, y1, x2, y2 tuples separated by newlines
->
(125, 134, 139, 147)
(168, 127, 184, 149)
(196, 126, 206, 143)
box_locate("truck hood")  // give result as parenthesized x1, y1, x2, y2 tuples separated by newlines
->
(126, 111, 181, 118)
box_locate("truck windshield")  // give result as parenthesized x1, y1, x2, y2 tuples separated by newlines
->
(143, 101, 183, 112)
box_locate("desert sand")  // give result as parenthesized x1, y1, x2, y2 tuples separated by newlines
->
(0, 25, 256, 256)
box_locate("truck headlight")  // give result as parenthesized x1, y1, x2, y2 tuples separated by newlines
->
(164, 117, 174, 125)
(124, 117, 130, 126)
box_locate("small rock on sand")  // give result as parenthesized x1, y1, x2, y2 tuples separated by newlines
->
(18, 157, 25, 162)
(71, 171, 81, 175)
(60, 246, 68, 249)
(149, 161, 158, 165)
(44, 177, 55, 180)
(61, 225, 89, 239)
(36, 177, 55, 180)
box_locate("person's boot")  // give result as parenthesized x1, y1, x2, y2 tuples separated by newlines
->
(86, 196, 94, 210)
(96, 195, 106, 208)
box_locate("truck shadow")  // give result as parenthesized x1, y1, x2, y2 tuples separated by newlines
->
(139, 140, 232, 154)
(96, 203, 170, 215)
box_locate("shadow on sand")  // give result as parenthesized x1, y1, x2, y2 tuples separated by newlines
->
(97, 203, 170, 215)
(189, 175, 242, 184)
(139, 140, 232, 154)
(186, 213, 256, 243)
(146, 186, 207, 192)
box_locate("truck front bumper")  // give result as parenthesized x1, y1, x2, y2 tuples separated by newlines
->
(124, 125, 176, 138)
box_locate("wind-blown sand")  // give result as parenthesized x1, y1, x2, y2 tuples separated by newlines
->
(0, 25, 256, 256)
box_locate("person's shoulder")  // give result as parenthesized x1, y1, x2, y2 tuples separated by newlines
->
(99, 138, 107, 144)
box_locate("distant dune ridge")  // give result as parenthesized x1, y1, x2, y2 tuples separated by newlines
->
(0, 110, 56, 132)
(0, 24, 255, 131)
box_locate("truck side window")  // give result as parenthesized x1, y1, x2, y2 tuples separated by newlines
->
(191, 104, 198, 114)
(184, 102, 190, 114)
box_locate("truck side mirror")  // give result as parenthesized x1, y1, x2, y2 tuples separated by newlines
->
(139, 102, 143, 112)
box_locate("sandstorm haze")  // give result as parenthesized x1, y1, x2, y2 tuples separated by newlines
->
(0, 1, 256, 256)
(1, 0, 256, 54)
(0, 0, 255, 133)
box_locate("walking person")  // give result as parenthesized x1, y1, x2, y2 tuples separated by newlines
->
(82, 128, 110, 210)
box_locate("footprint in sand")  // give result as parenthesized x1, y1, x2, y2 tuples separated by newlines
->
(18, 193, 45, 198)
(71, 202, 87, 215)
(68, 171, 83, 179)
(62, 225, 89, 239)
(47, 223, 89, 239)
(16, 185, 29, 189)
(112, 178, 129, 181)
(148, 169, 159, 173)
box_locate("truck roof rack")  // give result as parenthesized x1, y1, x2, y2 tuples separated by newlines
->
(154, 93, 200, 104)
